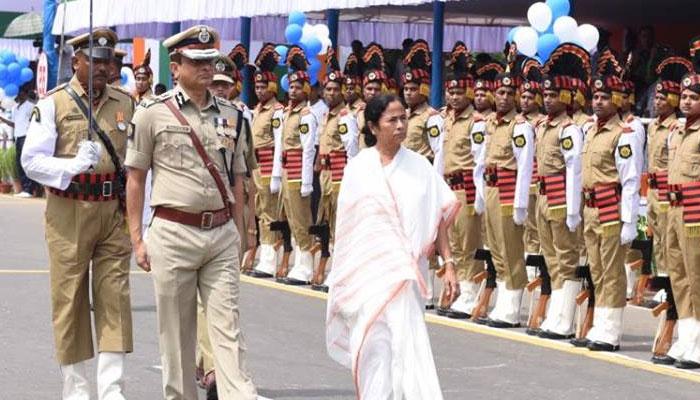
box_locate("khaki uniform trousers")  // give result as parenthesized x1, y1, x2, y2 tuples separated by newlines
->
(647, 189, 668, 275)
(147, 217, 256, 400)
(524, 190, 540, 253)
(449, 189, 483, 281)
(666, 207, 699, 319)
(252, 168, 280, 246)
(45, 194, 132, 365)
(282, 175, 313, 251)
(536, 195, 579, 289)
(583, 206, 628, 308)
(485, 186, 527, 290)
(319, 171, 341, 241)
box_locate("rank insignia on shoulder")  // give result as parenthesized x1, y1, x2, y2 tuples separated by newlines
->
(513, 135, 526, 148)
(428, 125, 440, 137)
(272, 118, 281, 128)
(618, 144, 632, 159)
(299, 123, 309, 134)
(472, 131, 485, 144)
(338, 123, 348, 134)
(30, 107, 40, 123)
(560, 136, 573, 151)
(175, 92, 186, 108)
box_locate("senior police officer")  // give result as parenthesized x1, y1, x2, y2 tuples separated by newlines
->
(124, 25, 258, 399)
(21, 28, 133, 400)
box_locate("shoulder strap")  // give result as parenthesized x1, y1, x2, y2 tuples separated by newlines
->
(163, 99, 232, 214)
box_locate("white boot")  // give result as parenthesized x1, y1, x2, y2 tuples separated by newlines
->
(287, 249, 314, 282)
(97, 352, 126, 400)
(669, 318, 693, 360)
(450, 280, 480, 314)
(489, 281, 523, 325)
(680, 319, 700, 363)
(549, 280, 582, 336)
(252, 244, 277, 275)
(585, 306, 607, 343)
(61, 361, 90, 400)
(588, 307, 624, 346)
(539, 288, 563, 333)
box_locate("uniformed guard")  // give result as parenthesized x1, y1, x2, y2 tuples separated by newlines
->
(535, 44, 590, 339)
(342, 53, 365, 115)
(21, 28, 133, 400)
(270, 45, 318, 285)
(358, 42, 388, 148)
(570, 77, 591, 126)
(664, 37, 700, 369)
(210, 55, 238, 100)
(124, 25, 258, 399)
(574, 72, 643, 352)
(472, 70, 535, 328)
(134, 49, 154, 104)
(227, 44, 253, 124)
(248, 43, 285, 278)
(437, 42, 484, 319)
(473, 58, 503, 118)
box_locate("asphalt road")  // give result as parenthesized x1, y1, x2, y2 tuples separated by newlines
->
(1, 196, 699, 400)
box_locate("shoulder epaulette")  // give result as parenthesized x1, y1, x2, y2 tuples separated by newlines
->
(473, 113, 484, 123)
(300, 107, 312, 116)
(561, 121, 573, 129)
(274, 102, 284, 110)
(109, 85, 133, 98)
(140, 92, 172, 108)
(515, 114, 527, 124)
(428, 107, 439, 116)
(339, 108, 350, 117)
(621, 123, 634, 133)
(535, 118, 547, 128)
(46, 83, 68, 96)
(625, 114, 635, 123)
(215, 96, 233, 107)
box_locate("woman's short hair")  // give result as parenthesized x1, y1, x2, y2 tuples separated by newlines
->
(362, 94, 401, 147)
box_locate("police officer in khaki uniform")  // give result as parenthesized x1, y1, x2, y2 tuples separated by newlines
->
(473, 57, 503, 119)
(134, 49, 154, 104)
(472, 72, 535, 328)
(22, 28, 133, 400)
(342, 53, 365, 116)
(437, 42, 484, 319)
(575, 74, 643, 352)
(357, 42, 388, 149)
(270, 45, 318, 285)
(124, 25, 258, 399)
(665, 38, 700, 369)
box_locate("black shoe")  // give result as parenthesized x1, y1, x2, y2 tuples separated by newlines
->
(487, 319, 521, 329)
(275, 277, 287, 283)
(446, 309, 471, 319)
(538, 330, 574, 340)
(474, 317, 491, 325)
(425, 303, 435, 310)
(525, 328, 541, 336)
(206, 382, 218, 400)
(570, 338, 590, 347)
(311, 284, 329, 292)
(651, 355, 676, 365)
(436, 307, 450, 316)
(674, 359, 700, 369)
(587, 341, 620, 352)
(248, 270, 274, 278)
(283, 277, 309, 286)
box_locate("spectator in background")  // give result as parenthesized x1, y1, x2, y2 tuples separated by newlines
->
(154, 83, 167, 95)
(626, 26, 667, 115)
(0, 83, 37, 197)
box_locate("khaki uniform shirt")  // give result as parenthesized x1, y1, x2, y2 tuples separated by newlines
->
(403, 102, 442, 160)
(648, 114, 677, 174)
(125, 86, 249, 213)
(251, 98, 282, 149)
(669, 118, 700, 185)
(443, 105, 476, 175)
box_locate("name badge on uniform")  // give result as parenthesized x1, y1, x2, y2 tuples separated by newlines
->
(116, 111, 126, 131)
(215, 117, 236, 151)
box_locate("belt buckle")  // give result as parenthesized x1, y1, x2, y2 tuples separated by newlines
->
(669, 192, 678, 202)
(583, 191, 592, 201)
(201, 212, 214, 229)
(102, 181, 113, 197)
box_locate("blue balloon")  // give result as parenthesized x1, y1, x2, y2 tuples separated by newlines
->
(288, 11, 306, 27)
(507, 27, 520, 44)
(280, 74, 290, 92)
(0, 64, 7, 81)
(308, 58, 321, 74)
(546, 0, 571, 19)
(17, 56, 29, 69)
(3, 52, 16, 65)
(20, 67, 33, 83)
(285, 24, 303, 44)
(302, 37, 322, 57)
(7, 62, 20, 82)
(275, 45, 288, 64)
(310, 74, 318, 86)
(4, 83, 19, 97)
(537, 33, 560, 61)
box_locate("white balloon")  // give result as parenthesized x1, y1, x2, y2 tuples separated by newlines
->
(553, 16, 579, 43)
(0, 87, 5, 99)
(318, 37, 333, 55)
(514, 26, 539, 57)
(301, 23, 314, 43)
(527, 2, 552, 33)
(578, 24, 600, 52)
(313, 24, 330, 40)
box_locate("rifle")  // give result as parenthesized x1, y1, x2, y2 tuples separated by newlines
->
(525, 255, 550, 333)
(270, 220, 292, 280)
(470, 248, 497, 321)
(308, 222, 331, 291)
(649, 276, 678, 357)
(630, 238, 653, 306)
(574, 265, 595, 340)
(241, 217, 261, 274)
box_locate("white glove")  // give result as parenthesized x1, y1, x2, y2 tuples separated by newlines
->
(269, 176, 281, 194)
(620, 221, 637, 245)
(513, 207, 527, 225)
(566, 213, 581, 232)
(69, 140, 102, 175)
(474, 196, 485, 215)
(300, 183, 313, 197)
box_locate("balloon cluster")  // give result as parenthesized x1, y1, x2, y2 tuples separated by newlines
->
(276, 11, 332, 91)
(0, 50, 34, 98)
(508, 0, 599, 62)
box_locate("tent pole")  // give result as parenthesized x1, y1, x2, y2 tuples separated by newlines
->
(240, 17, 252, 106)
(327, 9, 340, 49)
(43, 0, 59, 90)
(430, 1, 444, 108)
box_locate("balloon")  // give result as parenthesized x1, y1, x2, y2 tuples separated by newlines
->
(0, 87, 4, 99)
(17, 56, 29, 69)
(537, 33, 560, 60)
(4, 83, 18, 97)
(313, 24, 330, 40)
(288, 11, 306, 27)
(285, 24, 303, 44)
(318, 37, 332, 55)
(308, 58, 322, 75)
(546, 0, 570, 19)
(20, 67, 33, 83)
(303, 37, 322, 57)
(507, 26, 521, 44)
(0, 64, 6, 81)
(527, 2, 553, 33)
(300, 23, 314, 43)
(578, 24, 600, 52)
(120, 71, 128, 86)
(310, 74, 318, 86)
(280, 74, 290, 92)
(553, 16, 579, 43)
(513, 27, 539, 57)
(275, 45, 288, 63)
(3, 51, 16, 65)
(6, 62, 20, 82)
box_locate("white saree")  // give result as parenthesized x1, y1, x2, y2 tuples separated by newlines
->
(326, 146, 459, 400)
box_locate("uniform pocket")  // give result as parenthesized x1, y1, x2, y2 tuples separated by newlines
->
(157, 126, 195, 169)
(681, 154, 700, 179)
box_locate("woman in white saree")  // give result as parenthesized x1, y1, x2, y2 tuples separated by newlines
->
(326, 95, 461, 399)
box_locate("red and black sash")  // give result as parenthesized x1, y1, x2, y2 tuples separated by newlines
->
(583, 184, 620, 225)
(48, 173, 119, 201)
(445, 169, 476, 204)
(648, 171, 669, 201)
(538, 173, 566, 208)
(255, 147, 275, 177)
(485, 166, 517, 205)
(282, 149, 303, 180)
(320, 150, 348, 182)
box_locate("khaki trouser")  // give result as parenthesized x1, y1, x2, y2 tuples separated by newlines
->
(524, 190, 540, 253)
(197, 296, 215, 376)
(583, 206, 628, 308)
(147, 218, 256, 400)
(319, 170, 341, 241)
(578, 193, 587, 262)
(485, 186, 527, 290)
(282, 175, 313, 250)
(536, 194, 579, 289)
(666, 206, 699, 319)
(252, 168, 280, 245)
(449, 189, 483, 281)
(647, 189, 668, 275)
(45, 194, 133, 365)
